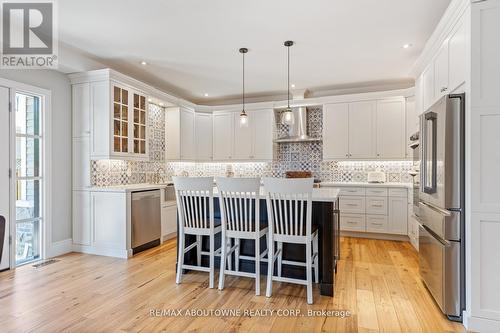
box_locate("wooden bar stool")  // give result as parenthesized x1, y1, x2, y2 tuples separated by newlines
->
(263, 177, 319, 304)
(173, 176, 221, 289)
(216, 177, 268, 295)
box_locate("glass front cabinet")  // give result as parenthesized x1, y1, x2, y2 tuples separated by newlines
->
(70, 70, 150, 161)
(111, 84, 148, 158)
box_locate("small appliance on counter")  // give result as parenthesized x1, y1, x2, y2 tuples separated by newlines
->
(285, 171, 321, 188)
(367, 171, 386, 183)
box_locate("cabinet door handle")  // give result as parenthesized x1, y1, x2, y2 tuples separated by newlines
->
(372, 204, 383, 207)
(371, 222, 383, 226)
(347, 203, 358, 207)
(347, 221, 357, 224)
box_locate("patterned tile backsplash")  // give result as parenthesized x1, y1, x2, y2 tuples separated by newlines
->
(91, 104, 413, 187)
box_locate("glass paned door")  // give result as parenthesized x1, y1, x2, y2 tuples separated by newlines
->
(133, 93, 146, 154)
(113, 86, 129, 153)
(15, 93, 43, 265)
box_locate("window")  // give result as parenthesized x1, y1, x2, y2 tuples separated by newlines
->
(15, 93, 43, 265)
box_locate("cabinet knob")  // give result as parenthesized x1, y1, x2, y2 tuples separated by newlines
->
(345, 154, 348, 157)
(377, 154, 380, 157)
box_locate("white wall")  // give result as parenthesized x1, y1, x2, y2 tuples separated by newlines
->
(0, 69, 72, 248)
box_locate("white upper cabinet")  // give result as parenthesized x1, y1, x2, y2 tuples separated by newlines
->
(323, 103, 349, 159)
(323, 99, 406, 160)
(69, 72, 149, 161)
(448, 17, 467, 92)
(415, 75, 424, 115)
(213, 112, 234, 160)
(233, 112, 253, 159)
(165, 107, 195, 161)
(195, 113, 213, 161)
(348, 101, 376, 159)
(434, 41, 449, 98)
(250, 109, 274, 160)
(422, 63, 435, 111)
(405, 97, 418, 159)
(180, 108, 195, 160)
(376, 99, 406, 159)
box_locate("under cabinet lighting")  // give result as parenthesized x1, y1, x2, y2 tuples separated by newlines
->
(204, 93, 209, 97)
(403, 43, 413, 49)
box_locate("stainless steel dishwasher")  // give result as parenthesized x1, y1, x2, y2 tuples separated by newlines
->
(131, 190, 161, 254)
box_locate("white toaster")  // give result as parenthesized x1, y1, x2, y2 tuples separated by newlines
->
(367, 171, 386, 183)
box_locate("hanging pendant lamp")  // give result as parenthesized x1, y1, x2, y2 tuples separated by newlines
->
(239, 47, 249, 127)
(281, 40, 295, 126)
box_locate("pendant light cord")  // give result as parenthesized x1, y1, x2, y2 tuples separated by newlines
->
(242, 53, 245, 112)
(287, 44, 290, 109)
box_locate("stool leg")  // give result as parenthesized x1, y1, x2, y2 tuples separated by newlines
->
(218, 230, 227, 290)
(306, 237, 313, 304)
(266, 237, 274, 298)
(209, 233, 215, 289)
(313, 233, 319, 283)
(227, 238, 232, 271)
(277, 242, 283, 277)
(196, 235, 202, 266)
(255, 236, 260, 296)
(176, 233, 185, 284)
(235, 238, 240, 272)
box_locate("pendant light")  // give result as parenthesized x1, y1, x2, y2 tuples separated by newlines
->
(281, 40, 295, 126)
(239, 47, 249, 127)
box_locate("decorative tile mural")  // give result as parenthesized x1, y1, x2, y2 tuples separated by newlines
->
(91, 104, 413, 187)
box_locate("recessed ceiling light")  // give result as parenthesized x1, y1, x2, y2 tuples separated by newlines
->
(291, 84, 296, 88)
(141, 61, 147, 65)
(147, 98, 152, 102)
(402, 43, 413, 49)
(204, 93, 209, 97)
(159, 102, 164, 106)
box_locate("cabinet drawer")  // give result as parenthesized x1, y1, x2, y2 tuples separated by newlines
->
(366, 215, 388, 233)
(366, 196, 388, 215)
(366, 188, 388, 197)
(389, 188, 408, 197)
(340, 196, 365, 214)
(338, 187, 366, 196)
(340, 214, 366, 231)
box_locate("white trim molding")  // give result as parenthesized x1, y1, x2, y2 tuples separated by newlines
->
(410, 0, 470, 78)
(47, 238, 73, 258)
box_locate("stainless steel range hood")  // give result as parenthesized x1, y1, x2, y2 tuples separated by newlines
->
(274, 107, 322, 143)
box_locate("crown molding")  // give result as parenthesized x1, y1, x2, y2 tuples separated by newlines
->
(410, 0, 470, 78)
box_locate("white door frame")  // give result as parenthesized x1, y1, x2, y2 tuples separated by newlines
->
(0, 77, 52, 268)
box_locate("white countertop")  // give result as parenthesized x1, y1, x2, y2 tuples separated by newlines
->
(320, 182, 411, 189)
(213, 187, 340, 203)
(90, 183, 168, 193)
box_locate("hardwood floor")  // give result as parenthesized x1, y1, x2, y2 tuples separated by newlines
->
(0, 237, 468, 332)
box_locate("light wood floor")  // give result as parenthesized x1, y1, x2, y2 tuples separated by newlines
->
(0, 237, 468, 333)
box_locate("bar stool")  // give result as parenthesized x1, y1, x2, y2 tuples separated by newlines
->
(217, 177, 268, 295)
(263, 177, 319, 304)
(173, 176, 221, 289)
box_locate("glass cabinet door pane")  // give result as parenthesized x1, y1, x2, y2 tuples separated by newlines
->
(113, 103, 120, 119)
(140, 141, 146, 154)
(134, 93, 139, 108)
(121, 138, 128, 152)
(121, 106, 128, 121)
(114, 137, 120, 152)
(122, 122, 128, 137)
(122, 89, 128, 104)
(114, 120, 120, 135)
(134, 109, 139, 123)
(140, 125, 146, 139)
(114, 86, 120, 102)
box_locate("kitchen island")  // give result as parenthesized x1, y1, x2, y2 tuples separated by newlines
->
(177, 187, 340, 296)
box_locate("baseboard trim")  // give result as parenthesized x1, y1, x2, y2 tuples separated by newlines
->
(72, 244, 130, 259)
(463, 310, 500, 332)
(47, 238, 73, 258)
(162, 232, 177, 242)
(340, 231, 410, 242)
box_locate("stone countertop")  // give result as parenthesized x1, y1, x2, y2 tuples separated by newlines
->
(90, 183, 169, 193)
(213, 187, 340, 203)
(320, 182, 412, 189)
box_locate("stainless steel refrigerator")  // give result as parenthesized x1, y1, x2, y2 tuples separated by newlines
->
(418, 93, 465, 321)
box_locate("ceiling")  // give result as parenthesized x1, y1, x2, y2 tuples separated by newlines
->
(58, 0, 451, 104)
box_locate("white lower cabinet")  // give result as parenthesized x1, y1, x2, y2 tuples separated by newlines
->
(366, 215, 388, 233)
(335, 185, 408, 237)
(161, 204, 177, 241)
(72, 190, 91, 246)
(388, 196, 408, 235)
(340, 214, 366, 232)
